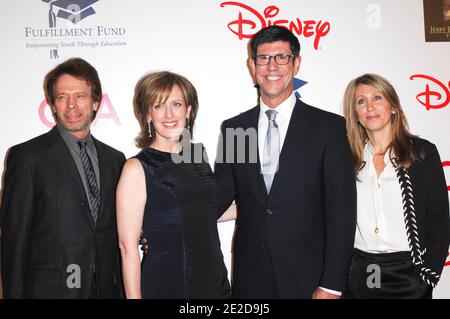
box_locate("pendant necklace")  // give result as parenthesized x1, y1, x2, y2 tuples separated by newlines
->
(373, 150, 385, 235)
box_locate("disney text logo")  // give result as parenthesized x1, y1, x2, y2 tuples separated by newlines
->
(410, 74, 450, 110)
(220, 2, 330, 50)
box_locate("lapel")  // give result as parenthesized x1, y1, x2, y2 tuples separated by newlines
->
(93, 137, 111, 227)
(267, 99, 310, 197)
(45, 126, 87, 201)
(45, 126, 105, 230)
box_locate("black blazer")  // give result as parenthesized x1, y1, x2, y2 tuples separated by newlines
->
(0, 127, 125, 298)
(396, 138, 450, 286)
(215, 99, 357, 298)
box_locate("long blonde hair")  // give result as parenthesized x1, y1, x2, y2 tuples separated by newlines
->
(343, 73, 422, 173)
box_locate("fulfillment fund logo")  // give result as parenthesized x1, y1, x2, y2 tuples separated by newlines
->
(43, 0, 99, 58)
(25, 0, 127, 59)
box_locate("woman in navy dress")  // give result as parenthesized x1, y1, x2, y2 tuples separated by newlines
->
(116, 71, 231, 298)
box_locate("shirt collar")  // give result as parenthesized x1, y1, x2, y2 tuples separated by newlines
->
(259, 93, 296, 124)
(57, 124, 94, 150)
(364, 141, 392, 166)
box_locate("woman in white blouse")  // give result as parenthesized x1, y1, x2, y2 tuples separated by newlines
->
(342, 73, 450, 298)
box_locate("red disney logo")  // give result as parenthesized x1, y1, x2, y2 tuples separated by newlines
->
(220, 1, 331, 50)
(38, 93, 121, 128)
(410, 74, 450, 111)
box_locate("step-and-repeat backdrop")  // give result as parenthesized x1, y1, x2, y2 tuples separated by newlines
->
(0, 0, 449, 298)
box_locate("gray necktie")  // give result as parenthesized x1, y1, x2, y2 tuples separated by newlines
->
(78, 141, 101, 225)
(262, 110, 280, 193)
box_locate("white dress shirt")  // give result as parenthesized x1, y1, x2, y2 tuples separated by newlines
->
(258, 94, 296, 170)
(354, 142, 410, 253)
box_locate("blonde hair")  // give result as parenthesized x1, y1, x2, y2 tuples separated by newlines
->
(133, 71, 198, 149)
(343, 73, 421, 173)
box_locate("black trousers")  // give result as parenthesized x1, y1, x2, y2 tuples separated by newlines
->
(232, 248, 280, 299)
(344, 249, 432, 299)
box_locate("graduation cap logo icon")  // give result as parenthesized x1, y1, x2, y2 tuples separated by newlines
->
(42, 0, 99, 58)
(43, 0, 99, 25)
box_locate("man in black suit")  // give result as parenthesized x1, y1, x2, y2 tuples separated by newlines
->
(0, 58, 125, 298)
(215, 26, 357, 298)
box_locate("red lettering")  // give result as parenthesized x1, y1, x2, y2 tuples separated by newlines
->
(263, 5, 278, 19)
(39, 99, 56, 128)
(38, 93, 121, 128)
(92, 94, 121, 125)
(315, 21, 330, 50)
(221, 1, 265, 39)
(221, 2, 331, 50)
(303, 20, 315, 37)
(410, 74, 450, 110)
(289, 18, 303, 36)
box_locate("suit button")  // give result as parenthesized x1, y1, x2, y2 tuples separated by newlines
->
(81, 201, 86, 208)
(89, 264, 95, 270)
(267, 209, 273, 215)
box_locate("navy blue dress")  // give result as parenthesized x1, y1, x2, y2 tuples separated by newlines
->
(135, 145, 230, 299)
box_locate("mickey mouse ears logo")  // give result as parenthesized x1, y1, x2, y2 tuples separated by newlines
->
(42, 0, 99, 58)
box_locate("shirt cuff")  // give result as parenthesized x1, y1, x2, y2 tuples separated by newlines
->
(319, 287, 342, 296)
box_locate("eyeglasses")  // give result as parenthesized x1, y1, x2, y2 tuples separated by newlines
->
(254, 53, 295, 66)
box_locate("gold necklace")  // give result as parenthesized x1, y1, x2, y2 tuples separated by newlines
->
(372, 153, 385, 235)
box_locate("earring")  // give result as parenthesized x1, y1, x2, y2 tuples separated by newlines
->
(391, 110, 396, 114)
(186, 118, 190, 130)
(148, 121, 152, 138)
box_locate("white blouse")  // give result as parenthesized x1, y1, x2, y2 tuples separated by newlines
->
(354, 143, 410, 253)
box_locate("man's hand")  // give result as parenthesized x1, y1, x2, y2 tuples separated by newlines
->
(139, 231, 149, 255)
(312, 287, 341, 299)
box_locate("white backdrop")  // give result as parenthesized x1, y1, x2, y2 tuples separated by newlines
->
(0, 0, 449, 298)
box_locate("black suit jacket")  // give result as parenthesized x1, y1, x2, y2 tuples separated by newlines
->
(0, 126, 125, 298)
(215, 99, 357, 298)
(403, 138, 450, 285)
